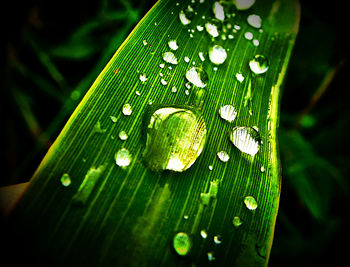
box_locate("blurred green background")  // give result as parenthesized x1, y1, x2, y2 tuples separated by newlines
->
(1, 0, 349, 266)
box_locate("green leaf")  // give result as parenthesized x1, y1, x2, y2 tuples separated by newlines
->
(8, 0, 300, 266)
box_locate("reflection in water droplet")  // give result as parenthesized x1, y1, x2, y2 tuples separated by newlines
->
(208, 45, 227, 65)
(249, 55, 269, 74)
(232, 216, 243, 227)
(244, 196, 258, 210)
(234, 0, 256, 10)
(163, 51, 178, 64)
(60, 173, 71, 187)
(200, 229, 208, 239)
(217, 151, 230, 162)
(119, 130, 128, 141)
(219, 104, 237, 122)
(247, 14, 262, 28)
(173, 232, 191, 256)
(185, 67, 208, 88)
(229, 126, 261, 156)
(122, 103, 132, 116)
(168, 40, 178, 50)
(213, 2, 225, 21)
(143, 107, 207, 172)
(115, 148, 132, 167)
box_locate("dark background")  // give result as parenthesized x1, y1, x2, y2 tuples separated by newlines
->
(1, 0, 349, 266)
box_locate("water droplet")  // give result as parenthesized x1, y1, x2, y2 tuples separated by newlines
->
(198, 52, 205, 62)
(142, 40, 147, 46)
(173, 232, 191, 256)
(249, 55, 269, 74)
(228, 34, 234, 39)
(200, 229, 208, 239)
(214, 235, 222, 244)
(205, 19, 220, 38)
(185, 82, 192, 89)
(171, 86, 177, 93)
(233, 0, 255, 10)
(184, 56, 190, 63)
(139, 73, 147, 83)
(253, 39, 260, 46)
(260, 166, 265, 172)
(159, 63, 165, 68)
(234, 24, 241, 30)
(119, 130, 128, 141)
(244, 195, 258, 210)
(185, 67, 208, 88)
(209, 179, 219, 198)
(208, 165, 213, 170)
(244, 31, 253, 40)
(110, 115, 118, 123)
(72, 165, 105, 205)
(60, 173, 71, 187)
(232, 216, 243, 227)
(115, 148, 132, 167)
(200, 193, 210, 205)
(213, 2, 225, 21)
(219, 104, 237, 122)
(163, 51, 178, 65)
(143, 107, 207, 172)
(217, 151, 230, 162)
(179, 10, 192, 25)
(207, 251, 215, 261)
(161, 78, 168, 86)
(196, 25, 204, 31)
(168, 40, 178, 50)
(229, 126, 261, 156)
(185, 89, 190, 95)
(247, 14, 262, 28)
(184, 215, 189, 220)
(122, 103, 132, 116)
(236, 73, 244, 82)
(208, 45, 227, 65)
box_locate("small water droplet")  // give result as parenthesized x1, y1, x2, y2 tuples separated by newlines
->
(234, 24, 241, 30)
(198, 52, 205, 61)
(247, 14, 262, 28)
(122, 103, 132, 116)
(163, 51, 178, 65)
(208, 45, 227, 65)
(196, 25, 204, 31)
(143, 107, 207, 172)
(60, 173, 71, 187)
(260, 166, 265, 172)
(184, 215, 189, 220)
(200, 229, 208, 239)
(115, 148, 132, 167)
(208, 165, 213, 170)
(253, 39, 260, 46)
(233, 0, 255, 10)
(217, 150, 230, 162)
(168, 40, 178, 50)
(229, 126, 261, 156)
(219, 104, 237, 122)
(179, 10, 192, 25)
(184, 56, 190, 63)
(214, 235, 222, 244)
(139, 73, 147, 83)
(236, 73, 244, 82)
(249, 55, 269, 74)
(161, 78, 168, 86)
(244, 195, 258, 210)
(185, 67, 208, 88)
(228, 34, 234, 39)
(213, 2, 225, 21)
(119, 130, 128, 141)
(244, 31, 253, 40)
(207, 251, 215, 261)
(171, 86, 177, 93)
(232, 216, 243, 227)
(173, 232, 191, 256)
(159, 63, 165, 68)
(205, 19, 220, 38)
(185, 89, 190, 95)
(110, 115, 118, 123)
(142, 40, 148, 46)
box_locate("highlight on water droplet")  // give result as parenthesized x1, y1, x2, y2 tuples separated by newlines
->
(219, 104, 237, 122)
(214, 235, 222, 244)
(185, 67, 208, 88)
(118, 130, 128, 141)
(60, 173, 71, 187)
(229, 126, 261, 156)
(247, 14, 262, 28)
(173, 232, 191, 256)
(163, 51, 178, 65)
(122, 103, 132, 116)
(244, 195, 258, 210)
(213, 2, 225, 21)
(168, 40, 178, 50)
(139, 73, 147, 83)
(143, 107, 207, 172)
(233, 0, 255, 10)
(249, 55, 269, 74)
(208, 45, 227, 65)
(217, 151, 230, 162)
(232, 216, 243, 227)
(236, 73, 245, 82)
(115, 148, 132, 167)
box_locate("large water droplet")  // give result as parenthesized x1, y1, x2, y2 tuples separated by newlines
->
(163, 51, 178, 65)
(205, 19, 220, 38)
(249, 55, 269, 74)
(233, 0, 256, 10)
(208, 45, 227, 65)
(173, 232, 191, 256)
(122, 103, 132, 116)
(185, 67, 208, 88)
(247, 14, 262, 28)
(143, 107, 207, 172)
(244, 195, 258, 210)
(229, 126, 261, 156)
(213, 2, 225, 21)
(219, 104, 237, 122)
(60, 173, 71, 187)
(217, 151, 230, 162)
(168, 40, 178, 50)
(115, 148, 132, 167)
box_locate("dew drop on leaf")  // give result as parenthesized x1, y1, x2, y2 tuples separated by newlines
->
(233, 0, 256, 10)
(232, 216, 243, 227)
(60, 173, 71, 187)
(173, 232, 191, 256)
(115, 148, 132, 167)
(217, 150, 230, 162)
(205, 19, 220, 38)
(229, 126, 261, 156)
(219, 104, 237, 122)
(162, 51, 178, 65)
(185, 67, 208, 88)
(249, 55, 269, 74)
(214, 235, 222, 244)
(168, 40, 178, 50)
(118, 130, 128, 141)
(247, 14, 262, 28)
(200, 229, 208, 239)
(179, 10, 192, 25)
(208, 45, 227, 65)
(122, 103, 132, 116)
(213, 1, 225, 21)
(139, 73, 147, 83)
(244, 195, 258, 210)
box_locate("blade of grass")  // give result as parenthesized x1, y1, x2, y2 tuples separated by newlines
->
(7, 0, 300, 266)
